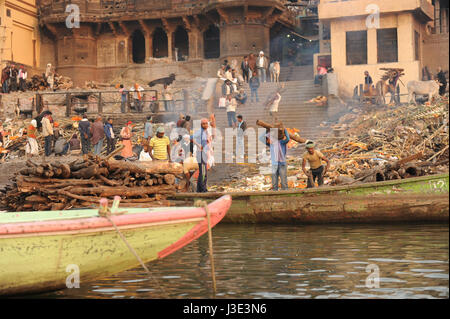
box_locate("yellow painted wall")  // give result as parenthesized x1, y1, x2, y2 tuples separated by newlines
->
(0, 0, 40, 71)
(327, 12, 427, 98)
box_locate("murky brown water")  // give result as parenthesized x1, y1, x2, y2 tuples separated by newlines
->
(38, 224, 448, 299)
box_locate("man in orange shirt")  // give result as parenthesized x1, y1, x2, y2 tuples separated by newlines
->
(26, 119, 39, 157)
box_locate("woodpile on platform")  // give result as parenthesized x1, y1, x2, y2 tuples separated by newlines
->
(324, 98, 449, 185)
(1, 155, 187, 211)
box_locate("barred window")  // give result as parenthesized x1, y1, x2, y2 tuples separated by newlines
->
(346, 31, 367, 65)
(377, 28, 398, 63)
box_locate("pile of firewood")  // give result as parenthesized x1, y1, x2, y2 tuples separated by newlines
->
(1, 155, 188, 211)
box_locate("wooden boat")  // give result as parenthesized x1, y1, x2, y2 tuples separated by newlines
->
(171, 174, 449, 224)
(0, 195, 231, 296)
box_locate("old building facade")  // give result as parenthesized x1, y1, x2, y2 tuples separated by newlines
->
(35, 0, 302, 85)
(318, 0, 449, 98)
(0, 0, 40, 71)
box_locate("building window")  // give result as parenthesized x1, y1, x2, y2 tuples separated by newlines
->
(346, 30, 367, 65)
(377, 28, 398, 63)
(414, 30, 420, 61)
(6, 9, 11, 17)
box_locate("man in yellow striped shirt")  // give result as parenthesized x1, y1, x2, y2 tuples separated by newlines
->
(149, 126, 171, 161)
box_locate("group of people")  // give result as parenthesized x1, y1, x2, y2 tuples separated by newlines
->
(124, 114, 215, 193)
(118, 82, 178, 113)
(1, 64, 28, 94)
(22, 111, 81, 158)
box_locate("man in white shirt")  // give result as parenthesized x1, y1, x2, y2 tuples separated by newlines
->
(257, 51, 268, 83)
(18, 66, 27, 92)
(225, 94, 237, 128)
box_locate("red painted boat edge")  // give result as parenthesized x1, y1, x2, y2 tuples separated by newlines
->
(158, 195, 232, 259)
(0, 197, 230, 235)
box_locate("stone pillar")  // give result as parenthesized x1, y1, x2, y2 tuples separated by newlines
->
(149, 32, 153, 58)
(188, 29, 201, 59)
(167, 31, 174, 60)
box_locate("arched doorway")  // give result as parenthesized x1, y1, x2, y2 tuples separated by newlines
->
(174, 26, 189, 61)
(132, 29, 146, 64)
(153, 27, 168, 58)
(203, 25, 220, 59)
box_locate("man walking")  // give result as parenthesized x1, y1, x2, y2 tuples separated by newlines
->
(144, 116, 153, 141)
(9, 64, 18, 92)
(249, 73, 260, 103)
(226, 94, 237, 128)
(193, 118, 213, 193)
(91, 116, 105, 156)
(119, 84, 127, 113)
(241, 56, 250, 83)
(18, 66, 27, 92)
(42, 112, 54, 156)
(260, 127, 290, 191)
(104, 118, 115, 155)
(1, 64, 9, 93)
(78, 114, 91, 155)
(131, 83, 144, 112)
(302, 140, 330, 188)
(265, 88, 282, 121)
(149, 126, 171, 161)
(437, 67, 447, 96)
(256, 51, 268, 83)
(236, 115, 247, 163)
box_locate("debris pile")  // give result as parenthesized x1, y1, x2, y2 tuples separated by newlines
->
(321, 98, 449, 184)
(1, 155, 187, 211)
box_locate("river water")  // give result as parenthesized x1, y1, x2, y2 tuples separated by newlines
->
(39, 224, 448, 299)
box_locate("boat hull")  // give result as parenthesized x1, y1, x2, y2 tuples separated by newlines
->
(0, 195, 231, 296)
(172, 174, 449, 224)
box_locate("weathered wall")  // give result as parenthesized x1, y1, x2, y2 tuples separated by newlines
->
(422, 33, 449, 73)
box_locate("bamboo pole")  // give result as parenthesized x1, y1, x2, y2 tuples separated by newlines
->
(196, 200, 217, 296)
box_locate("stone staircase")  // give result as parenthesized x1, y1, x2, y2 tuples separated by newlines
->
(213, 80, 330, 142)
(279, 65, 314, 82)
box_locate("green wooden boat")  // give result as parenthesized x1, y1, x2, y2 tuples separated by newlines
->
(171, 174, 449, 224)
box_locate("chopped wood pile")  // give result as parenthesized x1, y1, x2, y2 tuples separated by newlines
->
(27, 74, 73, 91)
(323, 98, 449, 185)
(379, 68, 405, 82)
(1, 155, 188, 211)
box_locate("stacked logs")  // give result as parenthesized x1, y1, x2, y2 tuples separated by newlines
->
(1, 155, 188, 211)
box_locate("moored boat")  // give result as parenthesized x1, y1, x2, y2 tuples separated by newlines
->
(171, 174, 449, 224)
(0, 195, 231, 296)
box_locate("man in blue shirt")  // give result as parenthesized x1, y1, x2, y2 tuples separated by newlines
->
(193, 118, 212, 193)
(259, 127, 290, 191)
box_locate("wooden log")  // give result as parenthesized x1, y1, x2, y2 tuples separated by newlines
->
(25, 195, 48, 203)
(60, 163, 71, 179)
(68, 185, 177, 197)
(164, 174, 176, 185)
(256, 120, 306, 143)
(72, 165, 99, 179)
(98, 175, 122, 186)
(108, 160, 184, 175)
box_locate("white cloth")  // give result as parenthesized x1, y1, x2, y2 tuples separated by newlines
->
(269, 93, 282, 112)
(258, 56, 265, 68)
(26, 137, 39, 155)
(139, 150, 153, 161)
(226, 98, 237, 113)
